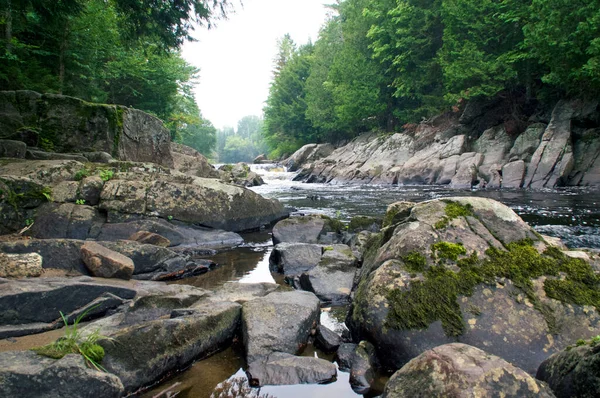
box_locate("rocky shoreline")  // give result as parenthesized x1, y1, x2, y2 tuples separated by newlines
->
(1, 92, 600, 397)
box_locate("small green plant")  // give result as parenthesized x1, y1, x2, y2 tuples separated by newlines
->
(25, 218, 34, 226)
(32, 308, 111, 371)
(74, 168, 90, 181)
(41, 187, 53, 201)
(99, 169, 114, 182)
(75, 199, 85, 205)
(323, 246, 334, 252)
(167, 215, 173, 221)
(576, 339, 587, 347)
(591, 335, 600, 346)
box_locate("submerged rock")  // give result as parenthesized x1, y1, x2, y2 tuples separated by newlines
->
(242, 290, 320, 364)
(383, 343, 555, 398)
(537, 338, 600, 398)
(349, 197, 600, 373)
(0, 351, 124, 398)
(246, 352, 337, 386)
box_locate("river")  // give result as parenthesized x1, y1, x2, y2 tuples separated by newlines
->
(141, 164, 600, 398)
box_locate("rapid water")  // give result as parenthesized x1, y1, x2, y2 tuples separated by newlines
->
(142, 163, 600, 398)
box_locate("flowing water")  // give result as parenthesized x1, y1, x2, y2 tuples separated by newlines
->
(141, 163, 600, 398)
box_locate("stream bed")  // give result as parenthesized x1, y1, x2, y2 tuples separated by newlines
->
(141, 164, 600, 398)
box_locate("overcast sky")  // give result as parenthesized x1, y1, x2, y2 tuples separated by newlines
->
(181, 0, 330, 130)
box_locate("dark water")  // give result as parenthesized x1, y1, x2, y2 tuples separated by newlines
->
(141, 164, 600, 398)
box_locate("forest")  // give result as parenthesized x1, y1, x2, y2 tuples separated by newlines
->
(0, 0, 231, 156)
(263, 0, 600, 158)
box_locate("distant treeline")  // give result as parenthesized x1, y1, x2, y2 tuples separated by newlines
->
(0, 0, 233, 156)
(263, 0, 600, 158)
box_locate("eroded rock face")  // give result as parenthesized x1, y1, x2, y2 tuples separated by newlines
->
(537, 339, 600, 398)
(0, 351, 124, 398)
(285, 143, 335, 172)
(242, 290, 320, 364)
(383, 343, 556, 398)
(349, 197, 600, 374)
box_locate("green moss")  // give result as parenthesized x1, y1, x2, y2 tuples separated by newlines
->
(73, 168, 90, 181)
(385, 240, 600, 337)
(320, 214, 345, 233)
(403, 252, 427, 273)
(431, 241, 467, 262)
(435, 201, 474, 229)
(323, 246, 334, 252)
(221, 164, 234, 172)
(349, 216, 380, 232)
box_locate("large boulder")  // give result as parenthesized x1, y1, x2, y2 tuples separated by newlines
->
(349, 197, 600, 374)
(269, 242, 323, 277)
(170, 142, 220, 178)
(29, 203, 104, 240)
(0, 239, 89, 275)
(0, 351, 124, 398)
(242, 290, 320, 364)
(219, 163, 264, 187)
(537, 338, 600, 398)
(0, 91, 173, 167)
(272, 215, 342, 245)
(299, 244, 358, 304)
(0, 139, 26, 158)
(285, 143, 335, 172)
(383, 343, 556, 398)
(246, 352, 337, 386)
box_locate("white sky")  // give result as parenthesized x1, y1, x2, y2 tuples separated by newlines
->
(182, 0, 330, 130)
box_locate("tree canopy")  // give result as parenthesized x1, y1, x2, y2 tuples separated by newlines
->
(263, 0, 600, 158)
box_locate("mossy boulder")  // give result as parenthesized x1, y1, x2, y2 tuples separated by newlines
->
(537, 337, 600, 398)
(383, 343, 556, 398)
(218, 162, 264, 187)
(349, 197, 600, 374)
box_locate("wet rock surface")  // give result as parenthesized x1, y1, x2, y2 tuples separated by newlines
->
(383, 343, 556, 398)
(246, 352, 337, 387)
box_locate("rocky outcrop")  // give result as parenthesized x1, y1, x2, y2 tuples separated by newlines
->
(295, 99, 600, 188)
(0, 159, 288, 234)
(284, 143, 334, 172)
(0, 351, 124, 398)
(81, 241, 135, 280)
(348, 197, 600, 374)
(537, 338, 600, 398)
(242, 290, 320, 364)
(383, 343, 556, 398)
(0, 90, 173, 167)
(246, 352, 337, 386)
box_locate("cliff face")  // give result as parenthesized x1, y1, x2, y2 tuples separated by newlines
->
(295, 99, 600, 189)
(0, 91, 173, 168)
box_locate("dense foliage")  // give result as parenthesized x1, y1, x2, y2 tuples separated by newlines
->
(215, 115, 268, 163)
(0, 0, 228, 155)
(263, 0, 600, 157)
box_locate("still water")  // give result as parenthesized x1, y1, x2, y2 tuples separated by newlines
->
(141, 164, 600, 397)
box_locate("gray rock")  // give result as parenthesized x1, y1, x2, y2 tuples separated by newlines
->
(0, 239, 88, 274)
(219, 163, 264, 187)
(272, 215, 340, 244)
(350, 340, 379, 395)
(450, 152, 483, 188)
(299, 244, 357, 304)
(0, 139, 26, 158)
(51, 180, 79, 202)
(315, 325, 342, 354)
(81, 241, 135, 280)
(171, 142, 220, 178)
(0, 252, 43, 278)
(509, 123, 546, 161)
(242, 290, 321, 363)
(335, 343, 357, 371)
(246, 352, 337, 386)
(0, 277, 136, 326)
(269, 242, 323, 276)
(285, 143, 335, 171)
(502, 160, 526, 188)
(79, 176, 104, 205)
(81, 151, 113, 163)
(0, 351, 124, 398)
(537, 340, 600, 398)
(384, 343, 556, 398)
(29, 202, 104, 240)
(91, 300, 241, 393)
(569, 129, 600, 186)
(472, 125, 513, 183)
(209, 282, 280, 304)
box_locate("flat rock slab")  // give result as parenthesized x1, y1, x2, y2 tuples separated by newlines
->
(383, 343, 556, 398)
(269, 242, 323, 276)
(242, 290, 321, 363)
(209, 282, 280, 304)
(90, 300, 241, 393)
(81, 241, 135, 280)
(272, 215, 327, 244)
(128, 230, 171, 247)
(0, 351, 124, 398)
(247, 352, 337, 386)
(0, 277, 137, 326)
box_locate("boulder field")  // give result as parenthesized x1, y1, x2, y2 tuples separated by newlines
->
(293, 99, 600, 189)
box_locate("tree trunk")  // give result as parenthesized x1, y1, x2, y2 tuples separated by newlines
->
(4, 0, 12, 53)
